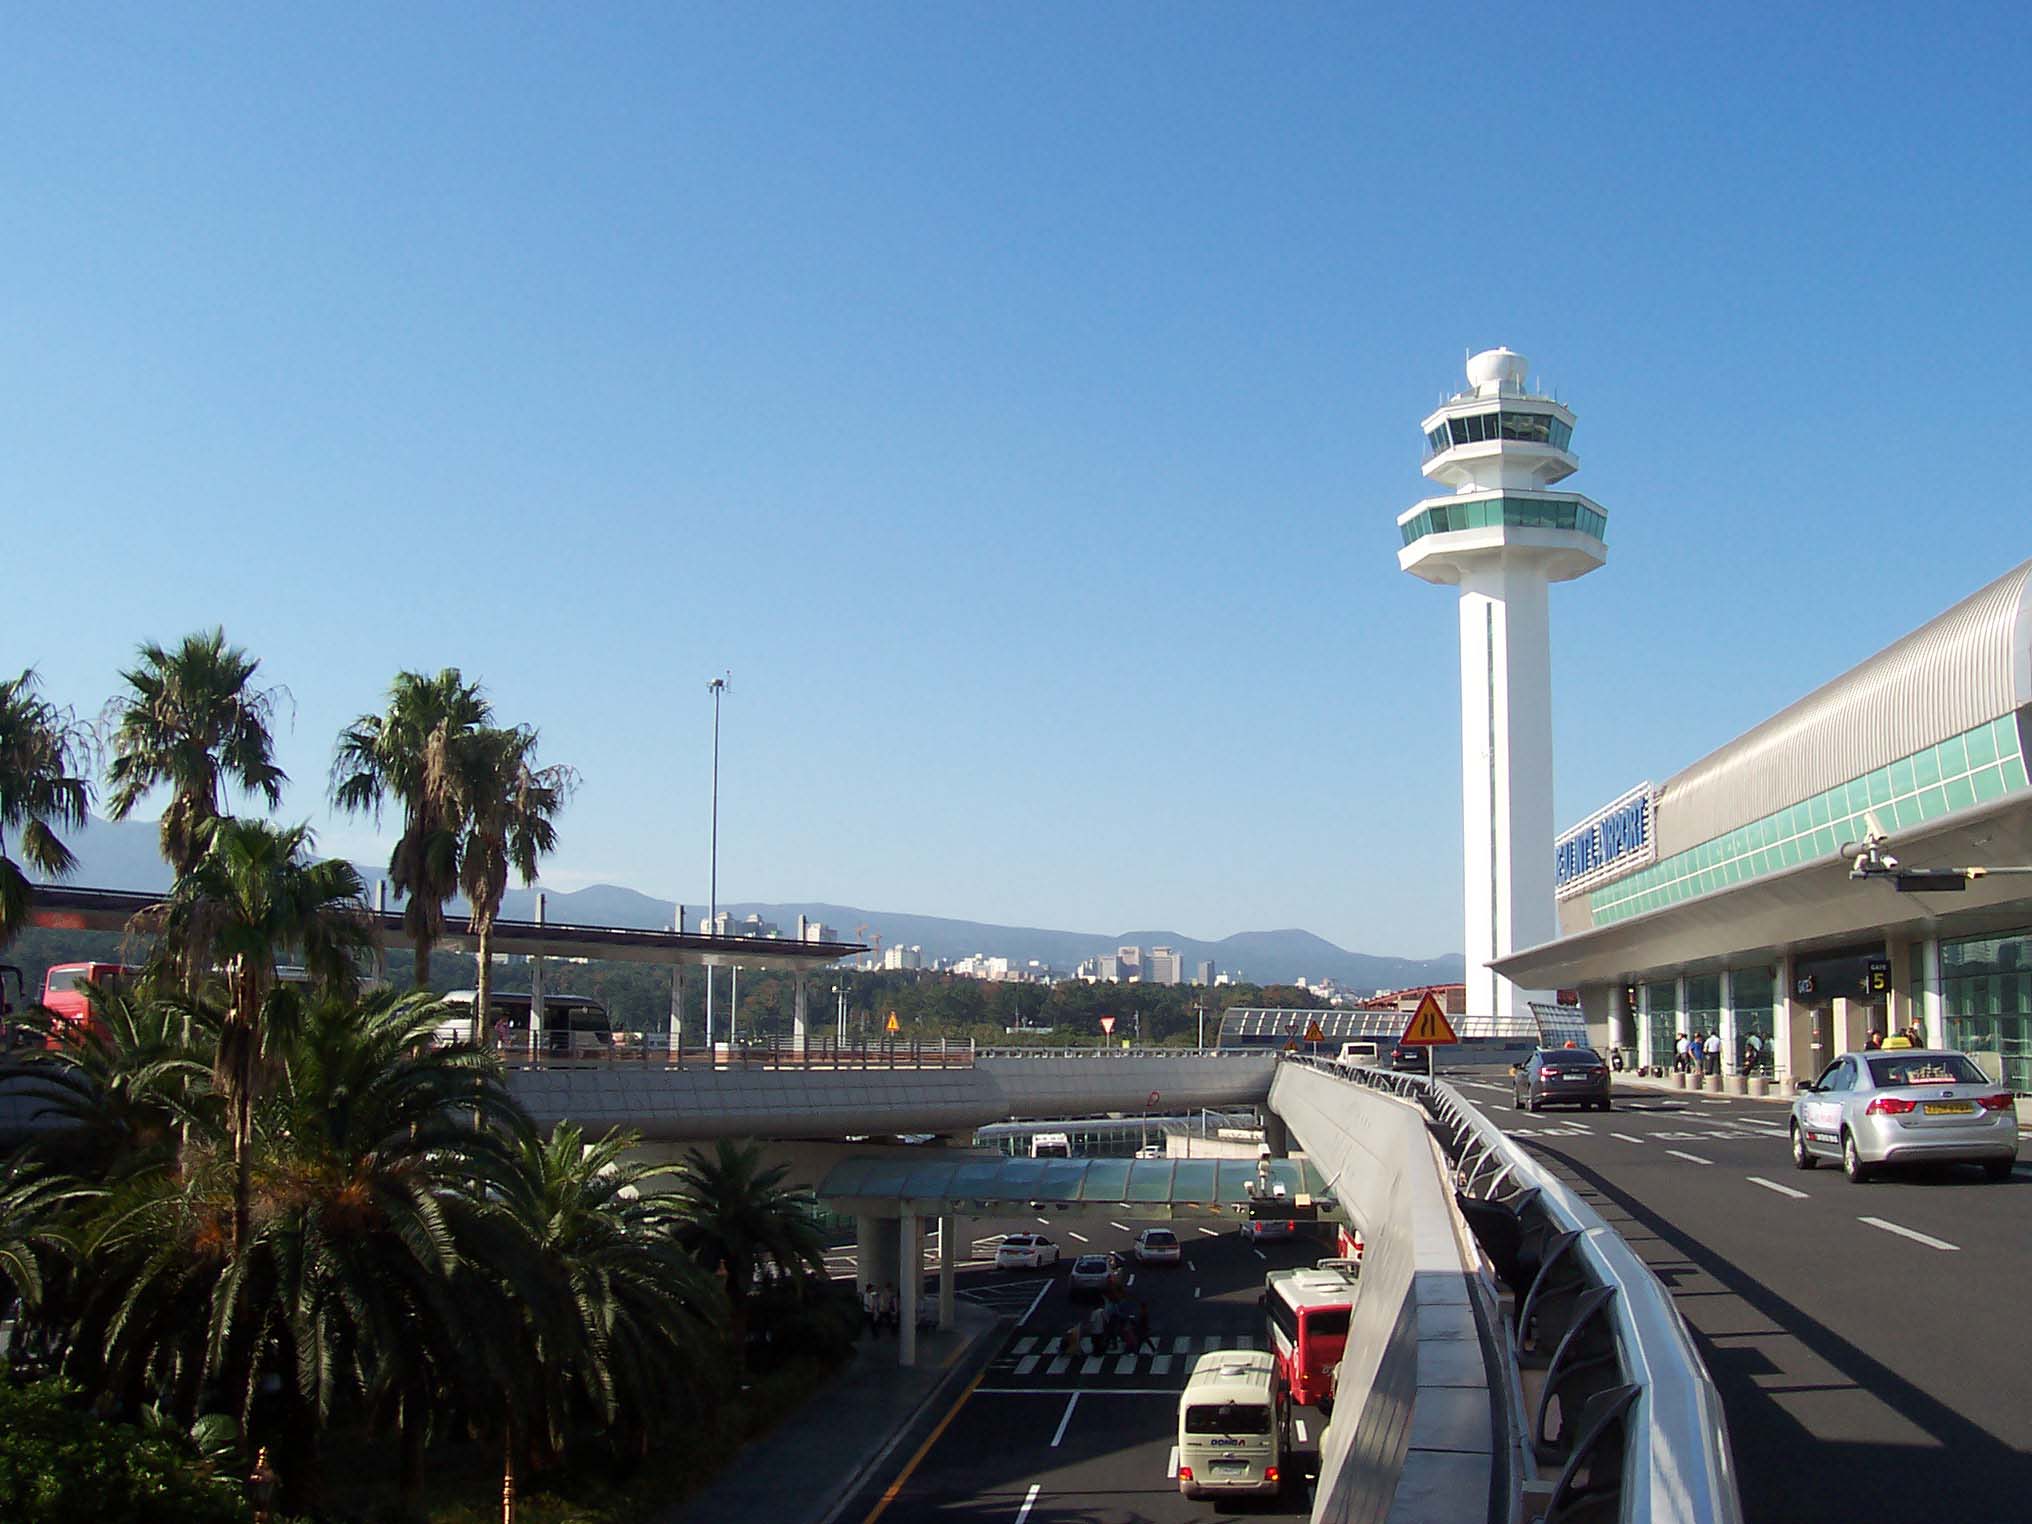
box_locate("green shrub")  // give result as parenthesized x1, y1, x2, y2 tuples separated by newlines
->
(0, 1375, 250, 1524)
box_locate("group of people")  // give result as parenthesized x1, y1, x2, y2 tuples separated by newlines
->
(1070, 1289, 1155, 1357)
(1674, 1031, 1725, 1076)
(861, 1282, 904, 1336)
(1864, 1024, 1928, 1051)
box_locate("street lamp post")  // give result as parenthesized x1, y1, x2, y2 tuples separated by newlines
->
(705, 673, 729, 1056)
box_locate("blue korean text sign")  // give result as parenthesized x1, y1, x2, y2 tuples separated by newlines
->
(1556, 786, 1655, 894)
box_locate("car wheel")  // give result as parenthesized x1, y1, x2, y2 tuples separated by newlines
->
(1983, 1158, 2014, 1182)
(1841, 1131, 1874, 1183)
(1791, 1123, 1818, 1170)
(1598, 1100, 1612, 1112)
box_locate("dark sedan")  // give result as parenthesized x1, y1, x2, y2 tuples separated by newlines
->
(1513, 1048, 1612, 1112)
(1388, 1045, 1431, 1075)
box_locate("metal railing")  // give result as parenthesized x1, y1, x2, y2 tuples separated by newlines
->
(492, 1033, 978, 1071)
(973, 1046, 1274, 1060)
(1294, 1055, 1742, 1524)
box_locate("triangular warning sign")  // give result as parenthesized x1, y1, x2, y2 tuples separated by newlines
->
(1304, 1020, 1326, 1043)
(1399, 991, 1457, 1046)
(1099, 1015, 1117, 1036)
(885, 1011, 900, 1035)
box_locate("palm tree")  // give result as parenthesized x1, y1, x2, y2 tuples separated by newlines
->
(668, 1137, 828, 1353)
(457, 726, 577, 1034)
(103, 630, 286, 878)
(0, 1153, 84, 1315)
(140, 817, 372, 1249)
(331, 670, 491, 987)
(0, 668, 92, 948)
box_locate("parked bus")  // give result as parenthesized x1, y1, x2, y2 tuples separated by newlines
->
(40, 962, 145, 1046)
(1175, 1348, 1288, 1500)
(1263, 1258, 1360, 1410)
(1030, 1131, 1072, 1159)
(435, 989, 613, 1055)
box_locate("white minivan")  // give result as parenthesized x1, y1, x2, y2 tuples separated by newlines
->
(1176, 1348, 1287, 1500)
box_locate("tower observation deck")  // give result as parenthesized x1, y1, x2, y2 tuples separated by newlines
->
(1399, 348, 1608, 1020)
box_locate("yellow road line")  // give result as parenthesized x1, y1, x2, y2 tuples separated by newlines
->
(859, 1368, 985, 1524)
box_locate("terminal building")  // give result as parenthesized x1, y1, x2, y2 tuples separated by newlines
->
(1496, 559, 2032, 1092)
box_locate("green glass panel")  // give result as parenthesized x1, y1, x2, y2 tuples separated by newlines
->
(1945, 776, 1977, 812)
(1123, 1161, 1176, 1203)
(1809, 793, 1831, 826)
(1078, 1158, 1132, 1201)
(2004, 755, 2029, 792)
(1813, 827, 1836, 855)
(1170, 1160, 1220, 1202)
(1913, 747, 1942, 789)
(1998, 716, 2024, 760)
(1867, 769, 1893, 806)
(1919, 785, 1949, 820)
(1973, 766, 2007, 805)
(1967, 724, 1999, 768)
(1939, 735, 1969, 777)
(1889, 757, 1917, 798)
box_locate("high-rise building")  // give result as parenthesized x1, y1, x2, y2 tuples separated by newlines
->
(1116, 946, 1142, 981)
(1195, 959, 1216, 986)
(1146, 946, 1182, 985)
(1398, 347, 1608, 1019)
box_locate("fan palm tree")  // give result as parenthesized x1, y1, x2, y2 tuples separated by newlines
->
(331, 669, 492, 987)
(0, 668, 92, 948)
(457, 726, 577, 1033)
(668, 1137, 828, 1353)
(139, 818, 372, 1250)
(103, 629, 287, 878)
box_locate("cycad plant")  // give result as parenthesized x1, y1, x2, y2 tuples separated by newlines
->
(104, 629, 287, 879)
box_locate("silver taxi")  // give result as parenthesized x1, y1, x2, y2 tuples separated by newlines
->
(1790, 1048, 2018, 1183)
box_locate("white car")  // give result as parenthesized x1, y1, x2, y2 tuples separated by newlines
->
(995, 1233, 1061, 1270)
(1134, 1227, 1182, 1265)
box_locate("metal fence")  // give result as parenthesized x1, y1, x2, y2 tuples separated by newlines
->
(492, 1033, 978, 1070)
(1304, 1056, 1743, 1524)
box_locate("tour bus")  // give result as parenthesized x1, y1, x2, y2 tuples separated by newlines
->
(435, 990, 614, 1055)
(1030, 1131, 1072, 1159)
(1175, 1348, 1288, 1500)
(40, 963, 145, 1046)
(1263, 1258, 1360, 1410)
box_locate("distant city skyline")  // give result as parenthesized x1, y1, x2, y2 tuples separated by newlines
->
(7, 10, 2028, 961)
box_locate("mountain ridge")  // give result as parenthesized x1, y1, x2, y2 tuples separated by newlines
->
(32, 816, 1463, 990)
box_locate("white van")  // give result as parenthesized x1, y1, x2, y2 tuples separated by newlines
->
(1176, 1348, 1287, 1500)
(1336, 1041, 1377, 1068)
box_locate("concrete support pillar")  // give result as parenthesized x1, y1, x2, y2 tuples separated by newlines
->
(1262, 1111, 1290, 1159)
(1719, 968, 1737, 1077)
(530, 892, 546, 1058)
(857, 1213, 900, 1299)
(898, 1212, 922, 1367)
(1919, 936, 1943, 1047)
(731, 965, 740, 1046)
(793, 973, 809, 1053)
(705, 966, 715, 1054)
(670, 907, 684, 1058)
(938, 1213, 957, 1331)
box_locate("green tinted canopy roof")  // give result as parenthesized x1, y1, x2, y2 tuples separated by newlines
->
(816, 1153, 1332, 1220)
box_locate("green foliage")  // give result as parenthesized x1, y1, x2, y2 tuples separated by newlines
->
(0, 667, 94, 948)
(0, 1374, 250, 1524)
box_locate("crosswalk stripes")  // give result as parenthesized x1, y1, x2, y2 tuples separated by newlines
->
(994, 1332, 1257, 1385)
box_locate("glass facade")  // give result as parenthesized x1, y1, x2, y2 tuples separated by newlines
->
(1425, 410, 1574, 455)
(1942, 928, 2032, 1094)
(1729, 966, 1776, 1073)
(1399, 493, 1608, 548)
(1685, 974, 1722, 1039)
(1644, 980, 1678, 1070)
(1590, 714, 2028, 925)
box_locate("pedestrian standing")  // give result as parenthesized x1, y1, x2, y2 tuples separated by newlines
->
(1865, 1029, 1884, 1050)
(862, 1282, 881, 1337)
(880, 1283, 900, 1334)
(1704, 1031, 1722, 1076)
(1674, 1034, 1690, 1074)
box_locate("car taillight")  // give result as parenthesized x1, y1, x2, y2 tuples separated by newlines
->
(1866, 1096, 1918, 1115)
(1589, 1067, 1607, 1079)
(1178, 1465, 1193, 1481)
(1264, 1466, 1279, 1484)
(1978, 1092, 2016, 1111)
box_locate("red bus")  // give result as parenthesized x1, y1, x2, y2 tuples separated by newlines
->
(1263, 1259, 1360, 1409)
(40, 962, 143, 1045)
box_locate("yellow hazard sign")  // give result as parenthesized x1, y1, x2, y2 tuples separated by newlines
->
(1399, 991, 1458, 1046)
(885, 1011, 900, 1035)
(1304, 1020, 1326, 1043)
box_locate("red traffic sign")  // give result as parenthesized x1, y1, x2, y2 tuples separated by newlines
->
(1148, 1090, 1161, 1108)
(1099, 1015, 1117, 1035)
(1399, 991, 1458, 1046)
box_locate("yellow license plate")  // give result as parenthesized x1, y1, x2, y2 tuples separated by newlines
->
(1922, 1102, 1975, 1115)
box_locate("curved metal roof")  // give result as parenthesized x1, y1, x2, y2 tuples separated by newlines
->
(1651, 560, 2032, 857)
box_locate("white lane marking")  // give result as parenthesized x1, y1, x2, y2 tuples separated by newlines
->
(1037, 1217, 1051, 1225)
(1172, 1335, 1193, 1353)
(1194, 1286, 1201, 1299)
(1115, 1354, 1138, 1374)
(1046, 1356, 1070, 1375)
(1019, 1280, 1053, 1328)
(1050, 1392, 1082, 1447)
(1014, 1337, 1038, 1355)
(1747, 1176, 1809, 1199)
(1252, 1248, 1266, 1260)
(1295, 1418, 1309, 1443)
(1204, 1335, 1224, 1351)
(1860, 1216, 1960, 1252)
(1188, 1261, 1198, 1274)
(1080, 1356, 1103, 1375)
(1127, 1274, 1136, 1287)
(1110, 1221, 1131, 1232)
(1151, 1354, 1173, 1375)
(1167, 1444, 1179, 1479)
(1015, 1482, 1043, 1522)
(1068, 1232, 1089, 1243)
(1666, 1150, 1714, 1165)
(1611, 1133, 1646, 1143)
(1197, 1227, 1221, 1237)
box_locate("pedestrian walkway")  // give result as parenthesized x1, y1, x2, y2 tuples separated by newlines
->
(655, 1300, 1004, 1524)
(993, 1331, 1261, 1384)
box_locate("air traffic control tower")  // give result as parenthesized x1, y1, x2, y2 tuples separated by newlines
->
(1398, 348, 1608, 1021)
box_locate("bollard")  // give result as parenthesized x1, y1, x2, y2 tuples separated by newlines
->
(1749, 1076, 1770, 1098)
(1727, 1074, 1748, 1095)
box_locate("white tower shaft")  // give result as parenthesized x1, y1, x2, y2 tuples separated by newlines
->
(1457, 567, 1557, 1020)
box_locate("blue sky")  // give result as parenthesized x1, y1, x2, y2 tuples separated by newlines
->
(6, 5, 2029, 959)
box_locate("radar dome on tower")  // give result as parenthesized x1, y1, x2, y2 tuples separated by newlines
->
(1466, 346, 1530, 397)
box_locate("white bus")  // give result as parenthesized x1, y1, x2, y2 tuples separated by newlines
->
(1176, 1348, 1287, 1500)
(436, 989, 614, 1055)
(1030, 1131, 1072, 1159)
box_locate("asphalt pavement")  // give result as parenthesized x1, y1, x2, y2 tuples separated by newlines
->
(831, 1209, 1330, 1524)
(1448, 1062, 2032, 1524)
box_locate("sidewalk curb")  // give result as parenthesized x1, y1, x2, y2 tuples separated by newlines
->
(812, 1311, 1014, 1524)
